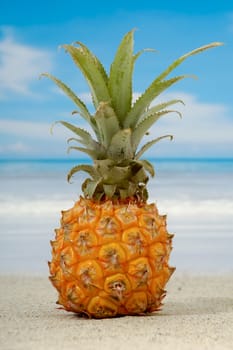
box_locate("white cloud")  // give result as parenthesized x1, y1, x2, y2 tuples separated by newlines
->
(0, 119, 50, 138)
(0, 141, 29, 154)
(0, 119, 74, 156)
(0, 30, 52, 99)
(0, 91, 232, 157)
(78, 92, 93, 104)
(0, 119, 72, 140)
(51, 91, 143, 108)
(136, 91, 233, 157)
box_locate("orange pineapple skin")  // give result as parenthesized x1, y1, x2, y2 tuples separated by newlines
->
(49, 197, 175, 318)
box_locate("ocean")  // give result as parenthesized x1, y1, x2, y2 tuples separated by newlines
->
(0, 158, 232, 275)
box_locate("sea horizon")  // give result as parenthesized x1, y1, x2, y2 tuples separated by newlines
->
(1, 156, 233, 162)
(0, 157, 232, 275)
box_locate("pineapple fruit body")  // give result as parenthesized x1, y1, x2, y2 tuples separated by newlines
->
(49, 197, 174, 318)
(44, 29, 221, 318)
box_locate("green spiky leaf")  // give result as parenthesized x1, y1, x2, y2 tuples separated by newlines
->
(67, 146, 100, 160)
(94, 102, 120, 147)
(67, 164, 98, 183)
(82, 178, 102, 199)
(103, 165, 131, 185)
(137, 99, 184, 124)
(135, 135, 173, 159)
(52, 121, 94, 146)
(67, 137, 106, 158)
(132, 110, 179, 150)
(76, 41, 109, 84)
(63, 44, 111, 108)
(133, 48, 157, 62)
(119, 181, 137, 198)
(124, 75, 187, 128)
(156, 42, 223, 82)
(94, 159, 115, 176)
(124, 42, 223, 129)
(45, 31, 223, 201)
(138, 159, 155, 177)
(119, 188, 130, 199)
(107, 128, 134, 160)
(131, 167, 149, 184)
(103, 184, 117, 198)
(109, 29, 135, 124)
(41, 73, 94, 127)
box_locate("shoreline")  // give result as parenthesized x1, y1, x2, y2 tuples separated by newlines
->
(1, 274, 233, 350)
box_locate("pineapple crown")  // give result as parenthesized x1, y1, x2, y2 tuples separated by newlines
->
(42, 29, 222, 201)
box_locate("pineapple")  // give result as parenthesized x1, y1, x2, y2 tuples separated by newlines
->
(43, 30, 222, 318)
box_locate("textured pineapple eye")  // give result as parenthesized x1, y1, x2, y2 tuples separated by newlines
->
(96, 216, 120, 243)
(80, 269, 92, 287)
(111, 281, 125, 292)
(107, 250, 118, 267)
(98, 243, 126, 273)
(122, 228, 147, 258)
(66, 282, 85, 305)
(126, 291, 148, 314)
(108, 280, 126, 301)
(140, 215, 156, 229)
(75, 230, 97, 256)
(63, 224, 72, 240)
(77, 232, 90, 250)
(87, 296, 118, 318)
(78, 206, 97, 226)
(115, 207, 138, 226)
(76, 260, 103, 290)
(128, 257, 152, 289)
(104, 274, 131, 301)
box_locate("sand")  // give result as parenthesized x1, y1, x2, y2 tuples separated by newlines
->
(0, 274, 233, 350)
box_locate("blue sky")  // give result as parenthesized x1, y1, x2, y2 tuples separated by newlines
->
(1, 0, 233, 159)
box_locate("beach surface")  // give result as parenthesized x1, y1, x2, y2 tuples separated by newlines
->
(1, 274, 233, 350)
(1, 159, 232, 349)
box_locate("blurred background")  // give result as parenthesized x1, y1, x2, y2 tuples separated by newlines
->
(0, 0, 232, 274)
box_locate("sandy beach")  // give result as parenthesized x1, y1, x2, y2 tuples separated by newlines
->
(0, 274, 232, 350)
(1, 160, 232, 349)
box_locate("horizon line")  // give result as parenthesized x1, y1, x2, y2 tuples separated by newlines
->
(1, 157, 233, 162)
